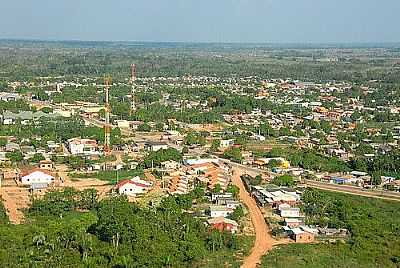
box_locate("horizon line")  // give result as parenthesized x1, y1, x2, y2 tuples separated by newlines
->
(1, 38, 400, 46)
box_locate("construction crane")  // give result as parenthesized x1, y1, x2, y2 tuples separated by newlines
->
(104, 75, 112, 156)
(130, 64, 136, 114)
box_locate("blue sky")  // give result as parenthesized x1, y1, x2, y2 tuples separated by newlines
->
(0, 0, 399, 43)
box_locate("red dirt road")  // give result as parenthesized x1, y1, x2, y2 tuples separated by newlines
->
(232, 167, 276, 268)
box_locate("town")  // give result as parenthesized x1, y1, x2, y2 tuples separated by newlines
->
(0, 41, 400, 267)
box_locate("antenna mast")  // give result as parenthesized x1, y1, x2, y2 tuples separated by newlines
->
(104, 76, 112, 156)
(130, 64, 137, 114)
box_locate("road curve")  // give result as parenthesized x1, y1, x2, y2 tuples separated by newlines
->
(232, 167, 276, 268)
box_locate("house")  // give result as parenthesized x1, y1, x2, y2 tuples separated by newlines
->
(209, 205, 233, 218)
(290, 227, 315, 243)
(0, 152, 11, 166)
(0, 92, 21, 102)
(280, 207, 301, 218)
(254, 188, 300, 207)
(115, 120, 130, 129)
(220, 139, 235, 148)
(168, 175, 190, 195)
(161, 160, 181, 170)
(68, 138, 99, 155)
(39, 160, 53, 170)
(5, 142, 20, 152)
(20, 169, 55, 187)
(144, 141, 168, 152)
(318, 228, 349, 237)
(214, 196, 240, 209)
(115, 176, 153, 196)
(2, 117, 15, 125)
(284, 218, 302, 228)
(207, 217, 239, 233)
(211, 192, 234, 202)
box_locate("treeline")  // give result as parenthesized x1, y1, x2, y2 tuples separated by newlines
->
(2, 42, 400, 84)
(349, 149, 400, 178)
(0, 117, 123, 146)
(262, 147, 350, 173)
(0, 187, 240, 267)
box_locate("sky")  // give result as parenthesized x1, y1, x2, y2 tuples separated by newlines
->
(0, 0, 399, 43)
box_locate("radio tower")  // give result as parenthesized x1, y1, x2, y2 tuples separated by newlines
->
(130, 64, 136, 113)
(104, 76, 112, 156)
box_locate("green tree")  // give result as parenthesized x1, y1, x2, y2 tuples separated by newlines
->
(5, 151, 23, 163)
(0, 138, 7, 147)
(210, 139, 221, 152)
(137, 123, 151, 132)
(226, 185, 240, 198)
(223, 147, 243, 163)
(30, 153, 45, 163)
(271, 175, 295, 187)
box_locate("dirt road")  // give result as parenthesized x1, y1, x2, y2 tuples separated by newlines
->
(232, 167, 276, 268)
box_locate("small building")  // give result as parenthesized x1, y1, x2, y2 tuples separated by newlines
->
(280, 207, 301, 218)
(220, 139, 235, 148)
(211, 192, 234, 202)
(115, 120, 130, 129)
(20, 169, 55, 187)
(144, 141, 169, 152)
(291, 228, 315, 243)
(209, 205, 233, 218)
(68, 138, 99, 155)
(284, 218, 302, 228)
(39, 160, 53, 170)
(207, 217, 239, 233)
(115, 176, 153, 197)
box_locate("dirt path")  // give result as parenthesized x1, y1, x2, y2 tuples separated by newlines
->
(1, 187, 30, 224)
(232, 167, 276, 268)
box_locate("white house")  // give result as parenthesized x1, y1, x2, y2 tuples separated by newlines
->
(115, 176, 153, 196)
(115, 120, 130, 129)
(20, 169, 55, 186)
(220, 139, 235, 148)
(280, 207, 301, 218)
(209, 205, 233, 218)
(144, 141, 168, 152)
(68, 138, 99, 155)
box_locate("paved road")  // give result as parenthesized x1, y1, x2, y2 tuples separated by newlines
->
(305, 180, 400, 202)
(231, 167, 276, 268)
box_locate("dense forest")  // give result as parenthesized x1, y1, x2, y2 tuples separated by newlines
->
(0, 187, 249, 267)
(1, 40, 400, 83)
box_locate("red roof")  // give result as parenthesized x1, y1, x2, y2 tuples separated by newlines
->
(115, 179, 149, 189)
(20, 168, 54, 178)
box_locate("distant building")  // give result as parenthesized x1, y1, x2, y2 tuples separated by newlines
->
(220, 139, 235, 148)
(209, 205, 233, 218)
(39, 160, 54, 170)
(280, 207, 301, 218)
(144, 141, 168, 152)
(115, 176, 153, 197)
(68, 138, 99, 155)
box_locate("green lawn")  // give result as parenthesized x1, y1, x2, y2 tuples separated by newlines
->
(69, 169, 144, 184)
